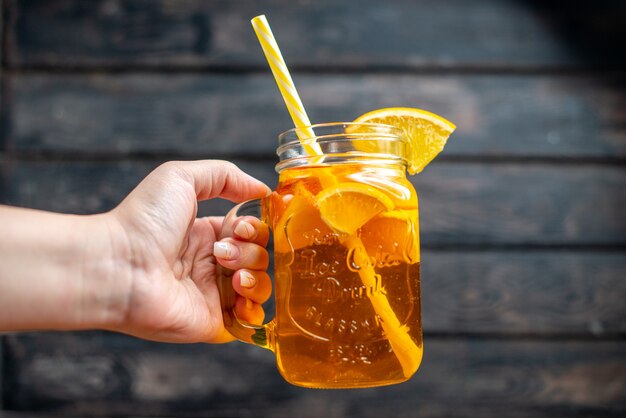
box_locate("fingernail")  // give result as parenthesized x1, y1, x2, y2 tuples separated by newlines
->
(213, 241, 239, 260)
(245, 298, 254, 310)
(234, 221, 256, 240)
(240, 270, 256, 288)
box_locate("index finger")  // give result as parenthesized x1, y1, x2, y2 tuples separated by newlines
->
(173, 160, 271, 203)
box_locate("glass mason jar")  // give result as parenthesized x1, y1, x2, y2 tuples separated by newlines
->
(218, 122, 422, 389)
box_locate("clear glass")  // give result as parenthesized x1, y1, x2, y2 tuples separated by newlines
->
(218, 123, 422, 389)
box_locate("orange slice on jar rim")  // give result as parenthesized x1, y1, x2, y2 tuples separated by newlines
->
(353, 107, 456, 174)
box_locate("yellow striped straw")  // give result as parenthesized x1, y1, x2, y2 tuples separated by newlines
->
(251, 15, 323, 156)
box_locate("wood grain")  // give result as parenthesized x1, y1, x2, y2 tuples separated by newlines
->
(414, 163, 626, 246)
(421, 250, 626, 335)
(4, 0, 626, 69)
(5, 74, 626, 158)
(1, 160, 624, 246)
(3, 333, 626, 417)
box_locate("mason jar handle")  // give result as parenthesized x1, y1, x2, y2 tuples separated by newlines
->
(216, 198, 276, 351)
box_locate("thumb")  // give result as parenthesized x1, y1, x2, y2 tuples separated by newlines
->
(173, 160, 271, 203)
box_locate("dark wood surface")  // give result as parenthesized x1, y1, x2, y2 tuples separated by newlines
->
(4, 0, 626, 69)
(4, 333, 626, 417)
(1, 0, 625, 417)
(5, 74, 626, 158)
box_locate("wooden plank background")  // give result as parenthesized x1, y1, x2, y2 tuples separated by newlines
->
(1, 0, 625, 417)
(4, 74, 626, 159)
(4, 0, 626, 69)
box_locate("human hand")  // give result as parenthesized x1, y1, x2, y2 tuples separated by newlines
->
(105, 160, 272, 343)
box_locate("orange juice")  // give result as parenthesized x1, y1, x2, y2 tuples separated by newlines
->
(269, 162, 422, 388)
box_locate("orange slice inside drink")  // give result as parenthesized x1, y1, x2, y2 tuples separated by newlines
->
(273, 193, 333, 253)
(316, 182, 394, 235)
(360, 210, 420, 264)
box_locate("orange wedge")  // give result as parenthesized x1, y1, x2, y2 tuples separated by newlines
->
(273, 186, 333, 253)
(353, 107, 456, 174)
(360, 210, 420, 263)
(316, 182, 394, 235)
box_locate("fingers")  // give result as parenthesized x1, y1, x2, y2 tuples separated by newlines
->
(232, 216, 270, 247)
(208, 215, 269, 248)
(160, 160, 271, 203)
(232, 269, 272, 304)
(226, 270, 270, 327)
(213, 238, 269, 270)
(234, 296, 265, 324)
(233, 269, 271, 325)
(213, 214, 272, 329)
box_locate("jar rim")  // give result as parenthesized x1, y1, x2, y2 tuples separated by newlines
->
(278, 122, 405, 144)
(275, 122, 408, 173)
